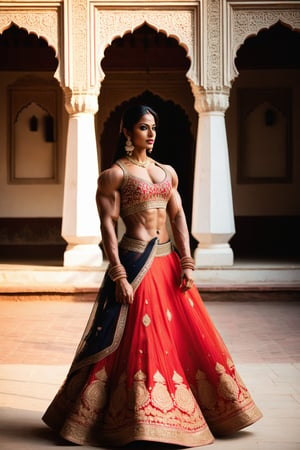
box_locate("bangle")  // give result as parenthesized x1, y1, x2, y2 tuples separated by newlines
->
(108, 264, 127, 282)
(180, 256, 195, 271)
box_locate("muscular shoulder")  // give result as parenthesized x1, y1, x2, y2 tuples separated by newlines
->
(97, 165, 124, 195)
(159, 163, 178, 188)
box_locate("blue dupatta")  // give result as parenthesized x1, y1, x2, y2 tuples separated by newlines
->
(69, 237, 158, 373)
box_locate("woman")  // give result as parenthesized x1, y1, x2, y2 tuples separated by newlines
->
(43, 104, 262, 447)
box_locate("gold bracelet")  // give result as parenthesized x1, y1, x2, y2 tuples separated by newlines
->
(108, 264, 127, 282)
(180, 256, 195, 271)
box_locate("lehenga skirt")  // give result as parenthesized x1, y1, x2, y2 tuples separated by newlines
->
(42, 237, 262, 447)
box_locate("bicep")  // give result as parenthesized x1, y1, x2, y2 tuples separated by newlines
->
(167, 189, 183, 222)
(96, 168, 122, 223)
(166, 166, 182, 221)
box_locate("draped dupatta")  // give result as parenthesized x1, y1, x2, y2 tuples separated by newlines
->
(69, 237, 159, 374)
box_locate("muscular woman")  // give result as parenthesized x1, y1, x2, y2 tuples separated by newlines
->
(43, 105, 262, 448)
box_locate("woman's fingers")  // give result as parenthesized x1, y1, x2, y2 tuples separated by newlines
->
(180, 273, 194, 291)
(115, 279, 134, 304)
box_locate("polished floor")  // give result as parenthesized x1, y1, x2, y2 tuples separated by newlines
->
(0, 298, 299, 449)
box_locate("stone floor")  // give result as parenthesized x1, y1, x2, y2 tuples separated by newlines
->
(0, 298, 299, 449)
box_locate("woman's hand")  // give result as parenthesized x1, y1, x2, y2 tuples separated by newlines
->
(180, 268, 194, 291)
(115, 278, 134, 304)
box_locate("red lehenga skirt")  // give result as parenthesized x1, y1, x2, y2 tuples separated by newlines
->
(42, 237, 262, 447)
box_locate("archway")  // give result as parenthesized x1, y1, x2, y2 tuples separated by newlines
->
(98, 24, 197, 247)
(0, 24, 66, 261)
(227, 22, 300, 259)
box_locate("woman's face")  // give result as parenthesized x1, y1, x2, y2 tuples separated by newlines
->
(126, 113, 157, 153)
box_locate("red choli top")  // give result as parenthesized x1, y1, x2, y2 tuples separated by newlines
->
(115, 160, 172, 218)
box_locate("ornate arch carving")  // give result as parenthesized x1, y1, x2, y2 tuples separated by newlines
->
(92, 5, 200, 86)
(0, 5, 63, 83)
(226, 1, 300, 84)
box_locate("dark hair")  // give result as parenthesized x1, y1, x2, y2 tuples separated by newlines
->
(113, 104, 159, 162)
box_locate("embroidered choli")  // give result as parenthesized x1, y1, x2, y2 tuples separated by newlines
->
(115, 159, 172, 218)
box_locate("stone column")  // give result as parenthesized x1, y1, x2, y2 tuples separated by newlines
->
(190, 86, 235, 266)
(62, 91, 102, 267)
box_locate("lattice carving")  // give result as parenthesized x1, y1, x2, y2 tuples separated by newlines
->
(94, 8, 197, 84)
(229, 4, 300, 81)
(0, 8, 60, 61)
(70, 0, 89, 88)
(206, 0, 222, 89)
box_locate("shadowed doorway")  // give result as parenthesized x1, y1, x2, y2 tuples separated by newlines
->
(98, 24, 197, 247)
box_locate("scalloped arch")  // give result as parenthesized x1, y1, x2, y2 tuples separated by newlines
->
(229, 5, 300, 82)
(104, 20, 190, 54)
(101, 23, 190, 73)
(94, 8, 198, 85)
(0, 8, 62, 83)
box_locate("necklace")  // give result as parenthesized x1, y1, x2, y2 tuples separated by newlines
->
(126, 155, 151, 168)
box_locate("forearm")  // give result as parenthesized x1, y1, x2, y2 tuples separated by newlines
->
(100, 218, 121, 266)
(171, 209, 192, 258)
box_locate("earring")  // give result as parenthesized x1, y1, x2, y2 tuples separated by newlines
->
(125, 137, 134, 156)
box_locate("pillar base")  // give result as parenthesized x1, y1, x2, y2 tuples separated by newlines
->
(194, 244, 234, 267)
(64, 244, 103, 267)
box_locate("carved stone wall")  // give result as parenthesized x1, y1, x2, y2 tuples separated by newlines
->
(1, 1, 300, 104)
(0, 3, 63, 83)
(92, 3, 200, 86)
(205, 0, 223, 89)
(66, 0, 89, 91)
(226, 1, 300, 84)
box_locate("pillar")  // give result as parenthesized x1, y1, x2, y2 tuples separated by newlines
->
(62, 91, 102, 267)
(191, 87, 235, 266)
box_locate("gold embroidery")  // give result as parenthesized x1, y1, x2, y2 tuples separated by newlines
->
(107, 372, 128, 423)
(119, 235, 172, 257)
(195, 369, 217, 410)
(172, 370, 183, 384)
(119, 235, 148, 253)
(115, 160, 172, 219)
(134, 370, 147, 381)
(82, 367, 108, 411)
(188, 297, 194, 307)
(131, 241, 158, 291)
(142, 313, 151, 327)
(167, 309, 172, 322)
(193, 363, 262, 436)
(95, 366, 108, 382)
(174, 385, 195, 414)
(227, 357, 248, 394)
(65, 373, 84, 402)
(152, 381, 173, 412)
(155, 240, 172, 256)
(216, 362, 239, 401)
(129, 370, 150, 410)
(153, 370, 165, 383)
(70, 303, 129, 373)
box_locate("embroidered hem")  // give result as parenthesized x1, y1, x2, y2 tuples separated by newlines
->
(60, 422, 215, 447)
(43, 240, 262, 447)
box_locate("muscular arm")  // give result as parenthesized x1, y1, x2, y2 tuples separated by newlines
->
(96, 167, 121, 266)
(96, 166, 134, 303)
(166, 166, 194, 291)
(166, 167, 192, 259)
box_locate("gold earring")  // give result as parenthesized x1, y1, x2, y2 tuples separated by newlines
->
(125, 137, 134, 156)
